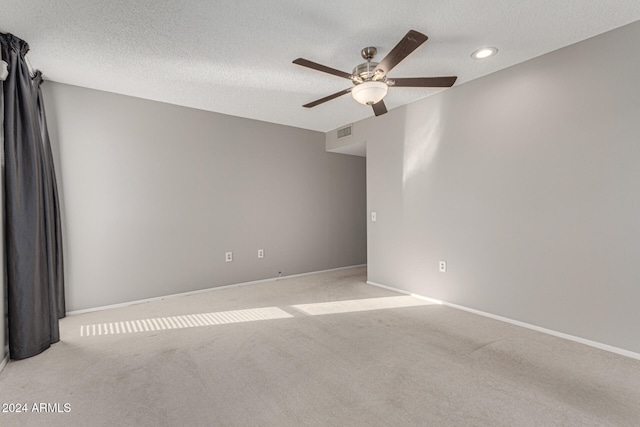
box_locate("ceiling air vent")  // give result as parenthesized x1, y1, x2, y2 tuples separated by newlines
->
(337, 125, 352, 139)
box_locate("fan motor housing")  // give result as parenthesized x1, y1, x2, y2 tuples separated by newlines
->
(352, 62, 386, 84)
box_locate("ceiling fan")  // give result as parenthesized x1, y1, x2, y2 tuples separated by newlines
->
(293, 30, 457, 117)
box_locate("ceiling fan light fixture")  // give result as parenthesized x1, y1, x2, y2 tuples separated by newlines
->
(471, 47, 498, 59)
(351, 81, 388, 105)
(293, 30, 457, 116)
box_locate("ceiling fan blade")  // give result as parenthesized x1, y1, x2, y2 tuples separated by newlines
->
(372, 100, 387, 116)
(390, 76, 457, 87)
(303, 88, 352, 108)
(293, 58, 353, 80)
(375, 30, 428, 76)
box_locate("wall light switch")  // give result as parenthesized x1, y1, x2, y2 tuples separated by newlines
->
(371, 212, 377, 222)
(258, 249, 264, 259)
(225, 252, 233, 262)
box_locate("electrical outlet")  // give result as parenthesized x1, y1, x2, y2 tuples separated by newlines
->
(225, 252, 233, 262)
(439, 260, 447, 273)
(258, 249, 264, 259)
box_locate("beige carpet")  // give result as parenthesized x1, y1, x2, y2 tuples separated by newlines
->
(1, 267, 639, 426)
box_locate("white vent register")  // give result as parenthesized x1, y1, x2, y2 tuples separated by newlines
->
(337, 125, 352, 139)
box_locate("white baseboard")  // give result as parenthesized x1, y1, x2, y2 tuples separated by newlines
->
(67, 264, 367, 316)
(367, 280, 640, 361)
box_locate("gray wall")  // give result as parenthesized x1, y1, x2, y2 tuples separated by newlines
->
(365, 21, 640, 354)
(43, 83, 366, 312)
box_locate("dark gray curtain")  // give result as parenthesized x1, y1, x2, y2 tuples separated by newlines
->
(1, 33, 65, 360)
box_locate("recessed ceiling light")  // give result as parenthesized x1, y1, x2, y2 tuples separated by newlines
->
(471, 47, 498, 60)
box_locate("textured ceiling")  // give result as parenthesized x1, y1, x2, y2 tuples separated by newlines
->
(3, 1, 640, 132)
